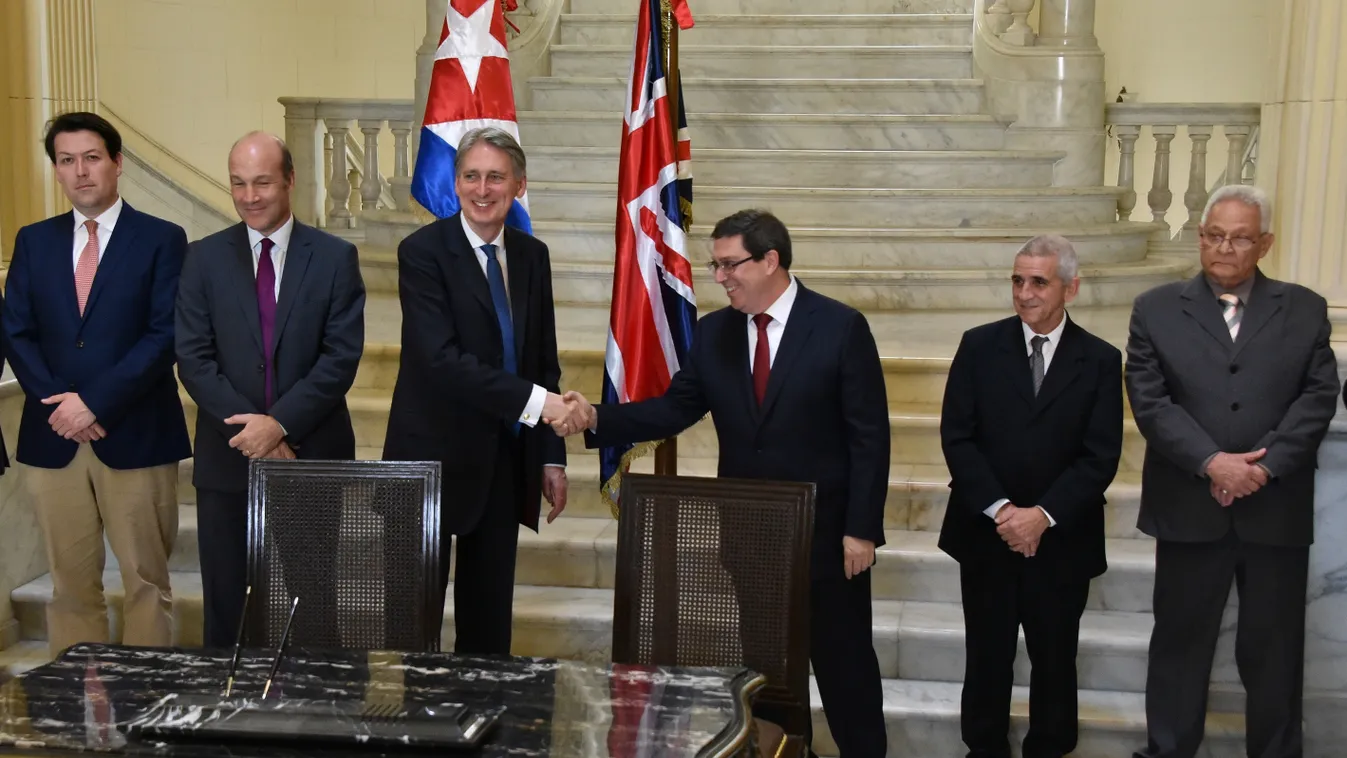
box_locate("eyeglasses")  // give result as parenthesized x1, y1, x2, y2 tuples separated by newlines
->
(1200, 231, 1262, 253)
(705, 256, 755, 274)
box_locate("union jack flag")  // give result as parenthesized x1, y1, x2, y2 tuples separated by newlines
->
(599, 0, 696, 514)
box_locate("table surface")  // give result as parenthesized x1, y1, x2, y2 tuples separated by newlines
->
(0, 643, 763, 757)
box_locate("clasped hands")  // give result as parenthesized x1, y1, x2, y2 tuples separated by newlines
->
(224, 413, 294, 460)
(1205, 448, 1268, 507)
(42, 392, 105, 442)
(542, 390, 595, 437)
(995, 503, 1049, 557)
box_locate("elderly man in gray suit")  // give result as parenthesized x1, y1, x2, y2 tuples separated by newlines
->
(1126, 184, 1339, 758)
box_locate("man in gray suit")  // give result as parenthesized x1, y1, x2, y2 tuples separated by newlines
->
(176, 132, 366, 648)
(1126, 184, 1339, 758)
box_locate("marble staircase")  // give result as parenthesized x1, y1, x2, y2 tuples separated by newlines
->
(4, 0, 1244, 754)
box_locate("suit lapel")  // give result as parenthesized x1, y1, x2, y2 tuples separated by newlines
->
(271, 222, 314, 356)
(728, 313, 759, 425)
(80, 204, 140, 323)
(444, 214, 495, 318)
(1031, 318, 1084, 416)
(52, 212, 81, 322)
(997, 317, 1036, 406)
(1230, 271, 1283, 360)
(1179, 273, 1235, 350)
(229, 224, 265, 355)
(504, 227, 530, 360)
(758, 286, 817, 424)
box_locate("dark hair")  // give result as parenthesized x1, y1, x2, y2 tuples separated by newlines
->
(44, 111, 122, 163)
(710, 209, 792, 270)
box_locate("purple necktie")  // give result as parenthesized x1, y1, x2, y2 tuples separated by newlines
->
(257, 238, 277, 409)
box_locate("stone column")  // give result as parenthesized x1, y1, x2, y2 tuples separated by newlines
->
(1037, 0, 1098, 48)
(1261, 5, 1347, 752)
(412, 0, 441, 164)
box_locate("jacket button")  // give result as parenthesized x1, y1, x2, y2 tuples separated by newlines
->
(68, 383, 76, 390)
(75, 340, 84, 348)
(1229, 364, 1238, 374)
(1231, 402, 1240, 411)
(257, 364, 265, 373)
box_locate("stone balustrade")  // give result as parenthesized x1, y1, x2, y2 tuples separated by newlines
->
(278, 98, 417, 229)
(984, 0, 1097, 48)
(1105, 103, 1261, 241)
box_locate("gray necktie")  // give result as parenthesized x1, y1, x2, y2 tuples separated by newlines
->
(1030, 335, 1048, 395)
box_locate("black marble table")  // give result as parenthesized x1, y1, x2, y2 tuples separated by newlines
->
(0, 644, 765, 757)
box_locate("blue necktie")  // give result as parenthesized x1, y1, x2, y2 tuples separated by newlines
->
(482, 244, 519, 434)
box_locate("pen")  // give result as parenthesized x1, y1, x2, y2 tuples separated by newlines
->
(223, 586, 251, 697)
(261, 596, 299, 700)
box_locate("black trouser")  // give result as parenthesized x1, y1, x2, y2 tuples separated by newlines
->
(441, 433, 524, 655)
(1135, 533, 1308, 758)
(197, 489, 249, 649)
(959, 559, 1092, 758)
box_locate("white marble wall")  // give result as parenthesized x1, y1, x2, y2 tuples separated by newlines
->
(1305, 417, 1347, 753)
(0, 380, 46, 650)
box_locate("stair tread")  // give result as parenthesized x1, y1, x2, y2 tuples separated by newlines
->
(529, 145, 1063, 159)
(527, 181, 1121, 197)
(518, 110, 1007, 124)
(551, 43, 975, 53)
(564, 12, 974, 21)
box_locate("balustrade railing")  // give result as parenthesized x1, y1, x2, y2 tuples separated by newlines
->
(1105, 103, 1261, 241)
(279, 97, 416, 229)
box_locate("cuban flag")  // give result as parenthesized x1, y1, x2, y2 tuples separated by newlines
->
(411, 0, 531, 232)
(599, 0, 696, 514)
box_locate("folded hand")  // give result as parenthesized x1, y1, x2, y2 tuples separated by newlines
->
(995, 505, 1048, 557)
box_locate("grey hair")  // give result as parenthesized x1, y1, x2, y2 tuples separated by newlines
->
(455, 127, 526, 178)
(1015, 234, 1079, 281)
(1201, 184, 1272, 234)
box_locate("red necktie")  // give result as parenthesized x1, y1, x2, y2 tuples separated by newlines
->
(752, 313, 772, 405)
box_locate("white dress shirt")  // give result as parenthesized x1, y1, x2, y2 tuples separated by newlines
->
(71, 196, 124, 269)
(747, 275, 799, 369)
(245, 215, 294, 301)
(460, 216, 548, 431)
(982, 315, 1070, 527)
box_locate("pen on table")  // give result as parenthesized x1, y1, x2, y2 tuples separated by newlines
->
(223, 585, 251, 697)
(261, 596, 299, 700)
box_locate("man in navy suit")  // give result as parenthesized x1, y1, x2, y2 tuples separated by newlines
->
(3, 112, 191, 655)
(564, 210, 890, 757)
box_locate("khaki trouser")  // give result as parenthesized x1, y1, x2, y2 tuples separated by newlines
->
(23, 444, 178, 656)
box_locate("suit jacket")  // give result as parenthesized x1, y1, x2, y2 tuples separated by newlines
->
(584, 283, 890, 547)
(1125, 270, 1339, 546)
(3, 203, 190, 469)
(176, 220, 366, 493)
(382, 214, 565, 534)
(938, 315, 1123, 578)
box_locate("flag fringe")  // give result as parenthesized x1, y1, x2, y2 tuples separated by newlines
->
(599, 439, 666, 519)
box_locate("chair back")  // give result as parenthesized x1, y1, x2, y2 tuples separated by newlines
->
(611, 473, 815, 740)
(246, 459, 442, 651)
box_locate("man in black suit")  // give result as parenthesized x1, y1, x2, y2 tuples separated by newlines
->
(382, 127, 581, 655)
(562, 209, 890, 757)
(938, 234, 1123, 758)
(176, 132, 366, 647)
(1126, 184, 1339, 758)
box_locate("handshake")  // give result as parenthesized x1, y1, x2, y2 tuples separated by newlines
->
(542, 390, 596, 437)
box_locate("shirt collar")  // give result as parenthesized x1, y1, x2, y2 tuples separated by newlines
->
(460, 215, 505, 252)
(246, 214, 295, 253)
(73, 196, 124, 235)
(1022, 312, 1068, 347)
(753, 275, 798, 326)
(1205, 271, 1256, 304)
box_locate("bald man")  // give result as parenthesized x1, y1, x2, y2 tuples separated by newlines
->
(176, 132, 366, 647)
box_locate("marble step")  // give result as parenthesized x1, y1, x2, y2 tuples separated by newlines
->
(517, 111, 1012, 151)
(570, 0, 975, 14)
(558, 13, 975, 47)
(529, 76, 987, 115)
(523, 220, 1157, 269)
(549, 44, 974, 79)
(524, 183, 1123, 228)
(526, 146, 1060, 189)
(548, 257, 1191, 310)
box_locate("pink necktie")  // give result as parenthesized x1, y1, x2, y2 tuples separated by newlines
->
(75, 219, 99, 315)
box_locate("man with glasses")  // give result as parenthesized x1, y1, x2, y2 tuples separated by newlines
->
(1125, 184, 1339, 758)
(559, 209, 890, 756)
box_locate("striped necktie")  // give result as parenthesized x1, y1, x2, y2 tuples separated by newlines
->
(1219, 293, 1242, 341)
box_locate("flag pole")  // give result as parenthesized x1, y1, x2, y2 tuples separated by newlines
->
(656, 0, 680, 478)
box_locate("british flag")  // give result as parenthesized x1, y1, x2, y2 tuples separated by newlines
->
(411, 0, 531, 231)
(599, 0, 697, 513)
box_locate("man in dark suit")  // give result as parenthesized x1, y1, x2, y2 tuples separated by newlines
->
(176, 131, 366, 648)
(938, 234, 1123, 758)
(4, 112, 191, 655)
(1127, 184, 1339, 758)
(561, 209, 890, 757)
(382, 127, 580, 655)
